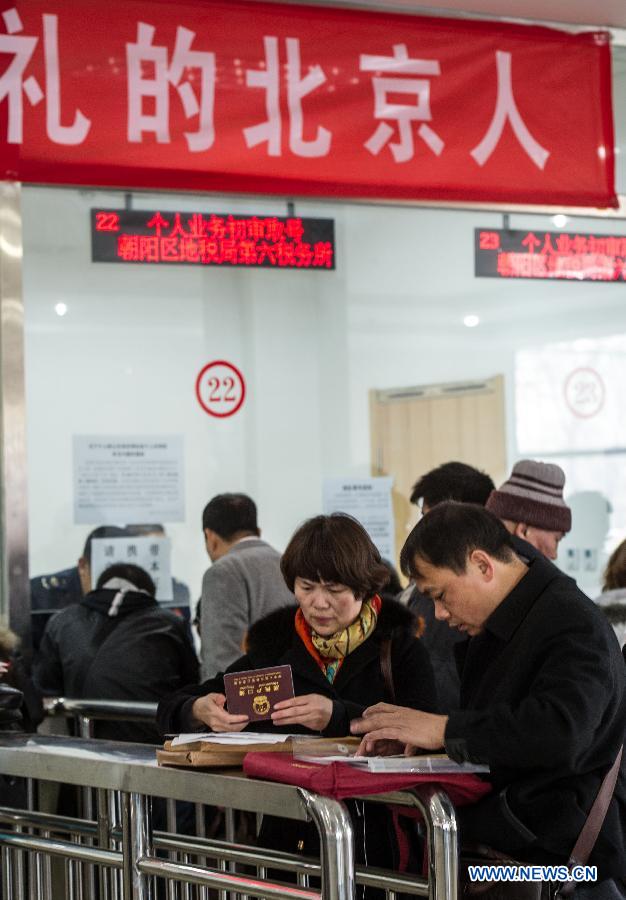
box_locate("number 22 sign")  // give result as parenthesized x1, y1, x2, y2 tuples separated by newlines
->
(195, 361, 246, 418)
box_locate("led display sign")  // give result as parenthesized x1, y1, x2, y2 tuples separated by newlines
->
(475, 228, 626, 282)
(91, 209, 335, 269)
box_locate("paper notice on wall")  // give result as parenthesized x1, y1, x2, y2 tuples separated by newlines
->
(73, 435, 185, 524)
(322, 477, 395, 561)
(516, 334, 626, 454)
(90, 535, 173, 601)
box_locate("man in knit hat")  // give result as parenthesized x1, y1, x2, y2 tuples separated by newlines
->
(486, 460, 572, 561)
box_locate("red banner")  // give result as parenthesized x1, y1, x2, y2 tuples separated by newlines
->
(0, 1, 617, 207)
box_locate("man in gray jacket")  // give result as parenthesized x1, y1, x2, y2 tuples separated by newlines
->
(199, 493, 294, 679)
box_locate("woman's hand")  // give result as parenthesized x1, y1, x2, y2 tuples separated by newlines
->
(191, 693, 249, 733)
(350, 703, 448, 754)
(271, 694, 333, 731)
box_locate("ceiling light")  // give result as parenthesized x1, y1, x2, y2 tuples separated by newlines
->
(552, 214, 568, 228)
(463, 314, 480, 328)
(54, 303, 68, 317)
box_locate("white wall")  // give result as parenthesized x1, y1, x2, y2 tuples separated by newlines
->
(22, 185, 626, 602)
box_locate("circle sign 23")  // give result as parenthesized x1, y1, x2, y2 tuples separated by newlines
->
(564, 367, 605, 419)
(195, 361, 246, 418)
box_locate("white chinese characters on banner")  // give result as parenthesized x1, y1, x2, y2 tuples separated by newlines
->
(244, 36, 331, 158)
(73, 435, 185, 524)
(0, 8, 90, 144)
(515, 334, 626, 454)
(322, 477, 395, 561)
(127, 22, 215, 151)
(90, 536, 173, 601)
(0, 7, 551, 170)
(360, 44, 444, 162)
(471, 51, 549, 169)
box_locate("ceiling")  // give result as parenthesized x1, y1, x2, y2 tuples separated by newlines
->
(258, 0, 626, 34)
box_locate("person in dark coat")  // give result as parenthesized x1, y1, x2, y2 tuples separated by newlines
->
(34, 563, 198, 744)
(30, 524, 192, 652)
(405, 461, 496, 714)
(353, 502, 626, 896)
(158, 513, 437, 877)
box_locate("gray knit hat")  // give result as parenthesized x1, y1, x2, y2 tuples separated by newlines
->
(485, 460, 572, 533)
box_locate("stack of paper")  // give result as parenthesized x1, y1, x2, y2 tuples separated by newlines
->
(297, 753, 489, 774)
(158, 731, 305, 769)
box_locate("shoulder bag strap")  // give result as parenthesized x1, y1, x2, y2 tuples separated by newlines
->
(559, 746, 623, 896)
(379, 637, 396, 704)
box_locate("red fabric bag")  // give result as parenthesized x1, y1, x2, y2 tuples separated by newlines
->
(243, 751, 491, 806)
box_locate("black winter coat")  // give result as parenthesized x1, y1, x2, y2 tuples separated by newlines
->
(158, 597, 438, 736)
(35, 588, 199, 744)
(445, 556, 626, 879)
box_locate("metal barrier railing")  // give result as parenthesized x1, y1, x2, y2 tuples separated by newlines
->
(1, 699, 459, 900)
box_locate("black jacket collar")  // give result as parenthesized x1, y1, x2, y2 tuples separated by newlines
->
(484, 556, 563, 643)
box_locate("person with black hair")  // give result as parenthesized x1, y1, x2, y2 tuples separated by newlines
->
(405, 461, 496, 713)
(199, 493, 293, 679)
(409, 461, 495, 512)
(352, 502, 626, 896)
(34, 562, 198, 744)
(30, 524, 191, 651)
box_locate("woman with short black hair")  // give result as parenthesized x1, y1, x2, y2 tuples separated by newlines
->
(158, 514, 437, 880)
(158, 513, 437, 738)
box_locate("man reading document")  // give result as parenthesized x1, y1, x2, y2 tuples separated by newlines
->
(351, 502, 626, 898)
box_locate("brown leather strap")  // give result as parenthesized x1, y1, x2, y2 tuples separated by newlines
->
(559, 746, 623, 896)
(380, 638, 395, 703)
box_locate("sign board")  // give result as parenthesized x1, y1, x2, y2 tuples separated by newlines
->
(92, 209, 335, 269)
(73, 435, 185, 524)
(475, 228, 626, 281)
(322, 477, 395, 561)
(90, 535, 173, 601)
(0, 2, 616, 207)
(196, 361, 246, 418)
(515, 335, 626, 455)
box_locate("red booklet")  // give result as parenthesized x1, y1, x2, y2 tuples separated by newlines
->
(224, 664, 294, 721)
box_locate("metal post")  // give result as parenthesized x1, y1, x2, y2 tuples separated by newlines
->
(410, 787, 458, 900)
(26, 777, 37, 900)
(109, 791, 122, 900)
(122, 792, 152, 900)
(297, 790, 355, 900)
(2, 845, 12, 898)
(0, 180, 30, 647)
(78, 716, 96, 900)
(97, 789, 112, 900)
(166, 799, 177, 900)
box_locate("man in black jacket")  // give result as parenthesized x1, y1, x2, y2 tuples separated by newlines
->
(34, 563, 198, 744)
(353, 503, 626, 896)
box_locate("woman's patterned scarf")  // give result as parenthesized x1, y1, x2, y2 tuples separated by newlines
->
(295, 595, 381, 683)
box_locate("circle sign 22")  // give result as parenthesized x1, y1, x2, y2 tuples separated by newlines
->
(196, 361, 246, 418)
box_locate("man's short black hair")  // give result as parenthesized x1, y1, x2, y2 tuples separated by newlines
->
(202, 493, 259, 540)
(82, 526, 129, 564)
(409, 461, 495, 508)
(400, 501, 515, 578)
(96, 563, 156, 596)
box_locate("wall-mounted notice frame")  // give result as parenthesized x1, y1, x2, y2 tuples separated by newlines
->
(92, 209, 335, 269)
(322, 476, 395, 561)
(73, 435, 185, 524)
